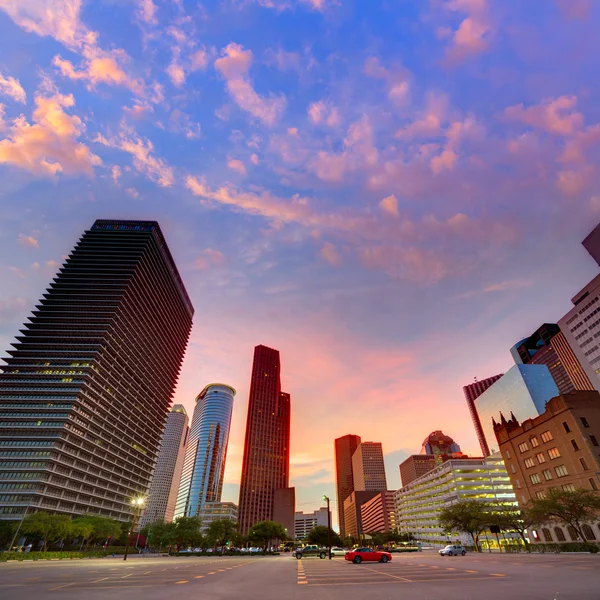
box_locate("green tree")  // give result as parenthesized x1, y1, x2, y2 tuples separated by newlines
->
(0, 520, 15, 550)
(77, 515, 121, 547)
(142, 520, 177, 552)
(342, 535, 355, 548)
(206, 519, 238, 550)
(489, 506, 535, 552)
(248, 520, 287, 552)
(527, 488, 600, 542)
(364, 531, 385, 548)
(306, 526, 342, 548)
(438, 500, 490, 552)
(21, 512, 72, 552)
(70, 517, 95, 550)
(172, 516, 203, 551)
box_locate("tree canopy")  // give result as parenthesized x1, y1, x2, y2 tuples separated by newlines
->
(438, 500, 491, 551)
(306, 526, 342, 547)
(248, 520, 288, 551)
(21, 512, 72, 551)
(206, 519, 238, 549)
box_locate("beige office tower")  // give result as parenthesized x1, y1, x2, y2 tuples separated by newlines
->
(141, 405, 189, 526)
(352, 441, 388, 492)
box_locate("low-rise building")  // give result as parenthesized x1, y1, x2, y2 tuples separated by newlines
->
(197, 502, 238, 533)
(343, 491, 379, 540)
(294, 507, 330, 540)
(394, 456, 517, 547)
(360, 491, 396, 534)
(494, 391, 600, 544)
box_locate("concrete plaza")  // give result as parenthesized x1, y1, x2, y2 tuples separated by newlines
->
(0, 551, 598, 599)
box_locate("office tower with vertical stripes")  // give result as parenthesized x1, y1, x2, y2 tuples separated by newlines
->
(0, 220, 193, 522)
(334, 434, 361, 538)
(238, 345, 291, 535)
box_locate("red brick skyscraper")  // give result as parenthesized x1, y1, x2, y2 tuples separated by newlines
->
(334, 434, 361, 538)
(238, 345, 291, 534)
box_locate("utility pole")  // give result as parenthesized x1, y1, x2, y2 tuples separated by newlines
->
(323, 495, 332, 560)
(8, 504, 29, 551)
(124, 497, 145, 561)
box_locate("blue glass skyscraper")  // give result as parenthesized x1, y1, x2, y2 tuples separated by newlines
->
(174, 384, 235, 519)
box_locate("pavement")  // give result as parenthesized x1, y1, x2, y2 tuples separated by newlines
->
(0, 550, 598, 599)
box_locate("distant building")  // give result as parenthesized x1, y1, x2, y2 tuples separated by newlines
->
(294, 507, 330, 540)
(400, 455, 436, 487)
(510, 323, 594, 394)
(558, 274, 600, 391)
(174, 384, 235, 519)
(343, 491, 379, 540)
(360, 491, 396, 534)
(352, 442, 387, 492)
(197, 502, 238, 533)
(273, 487, 295, 540)
(238, 345, 291, 535)
(494, 391, 600, 521)
(464, 375, 504, 456)
(471, 364, 559, 455)
(334, 434, 361, 538)
(140, 405, 189, 527)
(420, 431, 461, 457)
(582, 222, 600, 267)
(394, 457, 517, 547)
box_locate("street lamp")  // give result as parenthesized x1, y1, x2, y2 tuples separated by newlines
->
(124, 497, 145, 561)
(322, 495, 332, 560)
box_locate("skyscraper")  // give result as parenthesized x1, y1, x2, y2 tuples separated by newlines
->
(140, 405, 189, 527)
(510, 323, 593, 394)
(334, 434, 361, 538)
(420, 431, 461, 457)
(399, 455, 436, 487)
(463, 375, 504, 456)
(238, 345, 291, 534)
(0, 220, 193, 521)
(175, 384, 235, 519)
(352, 441, 387, 492)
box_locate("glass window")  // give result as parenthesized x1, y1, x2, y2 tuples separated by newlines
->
(536, 453, 546, 464)
(562, 484, 576, 492)
(571, 439, 580, 451)
(530, 473, 541, 485)
(518, 442, 529, 453)
(555, 465, 568, 478)
(535, 491, 546, 500)
(580, 417, 590, 428)
(548, 447, 561, 460)
(524, 457, 535, 468)
(579, 457, 589, 471)
(590, 478, 598, 491)
(589, 435, 599, 447)
(530, 437, 539, 448)
(562, 422, 571, 433)
(543, 469, 553, 481)
(540, 431, 553, 443)
(505, 450, 511, 459)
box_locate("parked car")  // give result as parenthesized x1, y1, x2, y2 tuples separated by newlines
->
(330, 547, 346, 557)
(294, 545, 328, 559)
(344, 548, 392, 564)
(439, 544, 466, 556)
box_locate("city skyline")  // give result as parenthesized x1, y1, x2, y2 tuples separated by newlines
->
(3, 0, 600, 527)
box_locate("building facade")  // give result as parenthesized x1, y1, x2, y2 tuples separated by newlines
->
(0, 220, 193, 522)
(238, 345, 291, 534)
(352, 442, 387, 492)
(197, 501, 238, 533)
(343, 490, 379, 540)
(294, 507, 330, 540)
(582, 221, 600, 267)
(400, 455, 436, 487)
(272, 487, 296, 540)
(510, 323, 593, 394)
(174, 384, 235, 519)
(420, 431, 461, 457)
(394, 457, 517, 547)
(472, 364, 559, 456)
(334, 434, 361, 538)
(558, 274, 600, 390)
(494, 392, 600, 507)
(360, 491, 396, 534)
(463, 375, 504, 456)
(140, 405, 189, 527)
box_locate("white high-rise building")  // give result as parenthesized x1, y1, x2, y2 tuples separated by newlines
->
(294, 507, 330, 539)
(140, 405, 189, 527)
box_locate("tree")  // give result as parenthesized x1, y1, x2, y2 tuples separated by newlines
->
(489, 506, 535, 552)
(76, 515, 121, 547)
(206, 519, 238, 550)
(172, 516, 203, 551)
(143, 520, 177, 552)
(527, 488, 600, 542)
(364, 531, 385, 548)
(306, 526, 342, 548)
(0, 521, 15, 550)
(21, 512, 72, 552)
(342, 535, 355, 548)
(70, 517, 95, 550)
(248, 520, 287, 552)
(438, 500, 490, 552)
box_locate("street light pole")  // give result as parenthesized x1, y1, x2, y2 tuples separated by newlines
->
(8, 504, 29, 551)
(323, 495, 331, 560)
(124, 497, 145, 561)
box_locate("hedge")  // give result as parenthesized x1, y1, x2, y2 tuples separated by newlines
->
(504, 542, 598, 553)
(175, 550, 280, 557)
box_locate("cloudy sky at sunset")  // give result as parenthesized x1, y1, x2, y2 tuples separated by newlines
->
(1, 0, 600, 527)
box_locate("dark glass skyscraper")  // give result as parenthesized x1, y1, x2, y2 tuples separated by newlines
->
(334, 434, 361, 538)
(0, 220, 193, 521)
(238, 345, 291, 535)
(174, 383, 235, 519)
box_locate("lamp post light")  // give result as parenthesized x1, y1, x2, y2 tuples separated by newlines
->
(124, 497, 145, 561)
(322, 495, 332, 560)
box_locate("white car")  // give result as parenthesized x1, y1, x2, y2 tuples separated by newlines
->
(330, 547, 347, 557)
(439, 544, 466, 556)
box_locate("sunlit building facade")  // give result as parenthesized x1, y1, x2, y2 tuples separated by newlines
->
(140, 405, 189, 527)
(174, 384, 235, 519)
(352, 441, 387, 492)
(360, 491, 396, 534)
(294, 507, 330, 540)
(0, 220, 194, 522)
(394, 457, 517, 547)
(334, 434, 361, 538)
(197, 501, 238, 533)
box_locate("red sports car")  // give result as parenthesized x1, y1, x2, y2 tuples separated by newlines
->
(344, 548, 392, 564)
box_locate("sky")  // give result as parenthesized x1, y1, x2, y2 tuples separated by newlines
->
(1, 0, 600, 529)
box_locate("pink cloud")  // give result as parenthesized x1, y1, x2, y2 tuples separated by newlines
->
(18, 233, 39, 248)
(364, 57, 410, 105)
(319, 242, 341, 266)
(555, 0, 592, 19)
(504, 96, 584, 136)
(194, 248, 226, 270)
(379, 194, 399, 217)
(227, 157, 247, 176)
(136, 0, 157, 24)
(443, 0, 491, 63)
(307, 100, 341, 127)
(0, 72, 26, 104)
(556, 166, 594, 197)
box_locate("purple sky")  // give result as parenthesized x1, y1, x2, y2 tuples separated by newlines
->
(1, 0, 600, 526)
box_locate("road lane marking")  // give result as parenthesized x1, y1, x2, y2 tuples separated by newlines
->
(490, 573, 507, 577)
(207, 571, 216, 574)
(465, 570, 477, 573)
(48, 583, 75, 591)
(194, 576, 205, 579)
(175, 580, 188, 584)
(92, 578, 109, 583)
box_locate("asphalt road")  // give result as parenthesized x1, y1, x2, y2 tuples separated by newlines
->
(0, 551, 598, 599)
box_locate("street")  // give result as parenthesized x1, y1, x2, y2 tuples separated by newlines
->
(0, 551, 598, 599)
